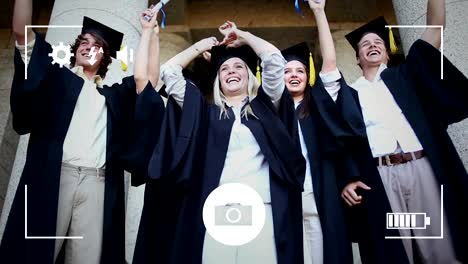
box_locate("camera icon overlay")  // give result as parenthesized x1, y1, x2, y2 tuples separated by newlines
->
(202, 183, 266, 246)
(215, 203, 252, 226)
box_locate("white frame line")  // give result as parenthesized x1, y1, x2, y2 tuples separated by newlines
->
(385, 185, 443, 240)
(24, 25, 83, 80)
(24, 185, 83, 239)
(385, 25, 444, 79)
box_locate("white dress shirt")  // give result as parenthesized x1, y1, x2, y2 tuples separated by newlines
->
(62, 66, 107, 168)
(351, 64, 423, 157)
(160, 51, 286, 203)
(18, 40, 108, 168)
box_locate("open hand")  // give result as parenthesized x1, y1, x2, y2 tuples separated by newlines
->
(341, 181, 371, 206)
(218, 21, 244, 47)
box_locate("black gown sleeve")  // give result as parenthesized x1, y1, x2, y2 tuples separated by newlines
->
(312, 76, 368, 185)
(405, 39, 468, 127)
(10, 33, 55, 134)
(312, 76, 367, 140)
(148, 80, 207, 187)
(252, 86, 306, 191)
(117, 79, 165, 186)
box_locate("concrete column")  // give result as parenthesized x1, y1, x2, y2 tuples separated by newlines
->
(392, 0, 468, 169)
(0, 30, 18, 224)
(333, 29, 363, 83)
(0, 1, 148, 263)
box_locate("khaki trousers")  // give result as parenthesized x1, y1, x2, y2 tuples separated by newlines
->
(378, 157, 459, 264)
(53, 163, 105, 264)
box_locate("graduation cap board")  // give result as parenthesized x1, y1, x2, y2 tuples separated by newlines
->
(210, 45, 258, 74)
(281, 42, 316, 86)
(345, 16, 399, 55)
(81, 16, 124, 58)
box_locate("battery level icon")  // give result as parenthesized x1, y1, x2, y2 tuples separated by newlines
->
(386, 213, 431, 229)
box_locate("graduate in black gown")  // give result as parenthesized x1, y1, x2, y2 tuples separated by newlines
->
(143, 21, 305, 264)
(0, 2, 164, 263)
(279, 1, 353, 263)
(333, 0, 468, 263)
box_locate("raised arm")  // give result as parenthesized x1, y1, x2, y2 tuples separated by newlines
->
(307, 0, 341, 102)
(165, 37, 218, 69)
(308, 0, 336, 73)
(161, 37, 218, 107)
(147, 23, 160, 89)
(13, 0, 35, 45)
(421, 0, 445, 49)
(134, 6, 159, 93)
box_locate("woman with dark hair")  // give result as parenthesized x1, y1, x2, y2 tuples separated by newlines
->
(142, 21, 306, 264)
(280, 1, 355, 263)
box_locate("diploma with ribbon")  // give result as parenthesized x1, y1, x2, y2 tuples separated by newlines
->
(295, 0, 321, 16)
(143, 0, 170, 28)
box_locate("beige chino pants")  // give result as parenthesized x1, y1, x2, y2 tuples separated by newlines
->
(378, 157, 459, 264)
(53, 163, 105, 264)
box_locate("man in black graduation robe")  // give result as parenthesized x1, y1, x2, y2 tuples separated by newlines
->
(336, 2, 468, 263)
(0, 4, 164, 263)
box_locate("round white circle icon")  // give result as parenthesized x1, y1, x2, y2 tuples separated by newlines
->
(202, 183, 266, 246)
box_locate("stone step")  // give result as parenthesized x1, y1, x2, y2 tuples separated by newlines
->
(0, 49, 14, 57)
(0, 49, 14, 66)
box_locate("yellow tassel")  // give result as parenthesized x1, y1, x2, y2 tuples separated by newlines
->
(389, 27, 398, 54)
(119, 45, 128, 71)
(256, 64, 261, 85)
(309, 52, 316, 86)
(121, 61, 128, 72)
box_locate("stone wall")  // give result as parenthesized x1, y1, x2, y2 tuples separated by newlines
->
(0, 29, 17, 222)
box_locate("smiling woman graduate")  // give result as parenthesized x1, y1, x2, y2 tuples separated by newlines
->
(143, 21, 306, 264)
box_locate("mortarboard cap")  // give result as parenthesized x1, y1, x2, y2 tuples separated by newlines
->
(81, 16, 124, 58)
(210, 45, 259, 76)
(210, 44, 262, 84)
(281, 42, 316, 86)
(345, 16, 399, 55)
(282, 42, 310, 68)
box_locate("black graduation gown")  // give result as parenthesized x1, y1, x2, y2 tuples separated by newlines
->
(337, 39, 468, 264)
(0, 33, 165, 264)
(318, 75, 409, 264)
(144, 80, 306, 264)
(281, 79, 356, 264)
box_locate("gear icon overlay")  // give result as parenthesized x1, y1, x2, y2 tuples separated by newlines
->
(48, 42, 73, 68)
